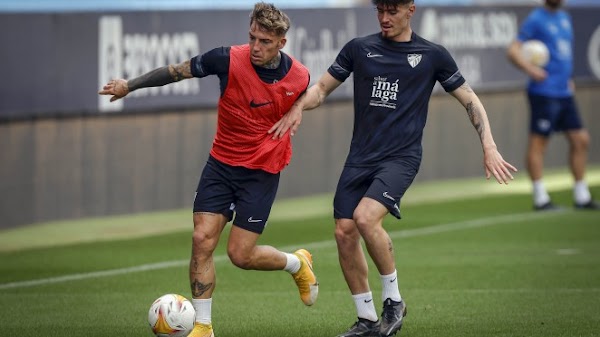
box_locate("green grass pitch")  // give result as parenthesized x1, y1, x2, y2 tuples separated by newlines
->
(0, 171, 599, 337)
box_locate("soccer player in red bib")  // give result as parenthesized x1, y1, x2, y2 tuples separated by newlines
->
(99, 3, 317, 337)
(270, 1, 517, 336)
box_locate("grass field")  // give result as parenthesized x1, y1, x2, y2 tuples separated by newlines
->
(0, 170, 599, 337)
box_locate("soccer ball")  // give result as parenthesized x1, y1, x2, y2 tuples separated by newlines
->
(148, 294, 196, 337)
(521, 40, 549, 67)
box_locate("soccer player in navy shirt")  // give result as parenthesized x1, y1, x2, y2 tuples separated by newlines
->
(270, 0, 517, 336)
(507, 0, 599, 211)
(100, 3, 318, 337)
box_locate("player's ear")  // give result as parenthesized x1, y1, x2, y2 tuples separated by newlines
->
(278, 37, 287, 49)
(408, 3, 416, 17)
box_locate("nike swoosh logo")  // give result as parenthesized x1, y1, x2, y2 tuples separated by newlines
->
(247, 217, 263, 223)
(367, 52, 383, 58)
(364, 299, 373, 303)
(390, 277, 397, 283)
(250, 100, 272, 108)
(383, 192, 395, 202)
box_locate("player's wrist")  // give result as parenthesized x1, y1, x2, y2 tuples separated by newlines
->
(482, 143, 498, 153)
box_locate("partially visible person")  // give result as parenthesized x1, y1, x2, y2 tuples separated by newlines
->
(507, 0, 599, 211)
(99, 3, 318, 337)
(270, 0, 517, 336)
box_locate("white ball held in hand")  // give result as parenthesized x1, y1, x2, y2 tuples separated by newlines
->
(521, 40, 550, 67)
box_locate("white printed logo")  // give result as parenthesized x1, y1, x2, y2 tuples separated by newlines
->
(370, 76, 399, 109)
(408, 54, 422, 68)
(383, 192, 395, 202)
(537, 119, 551, 131)
(367, 52, 383, 58)
(248, 217, 263, 223)
(384, 192, 401, 213)
(99, 16, 123, 112)
(98, 16, 201, 113)
(286, 91, 295, 96)
(418, 8, 517, 49)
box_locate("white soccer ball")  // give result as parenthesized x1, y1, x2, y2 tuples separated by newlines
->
(521, 40, 550, 67)
(148, 294, 196, 337)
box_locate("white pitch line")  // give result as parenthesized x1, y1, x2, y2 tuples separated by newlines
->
(0, 210, 566, 291)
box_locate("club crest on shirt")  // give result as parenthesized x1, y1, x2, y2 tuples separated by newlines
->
(407, 54, 422, 68)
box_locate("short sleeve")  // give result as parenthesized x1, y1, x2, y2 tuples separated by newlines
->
(327, 39, 355, 83)
(190, 46, 231, 78)
(435, 45, 465, 92)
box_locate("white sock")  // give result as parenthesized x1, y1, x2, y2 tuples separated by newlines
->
(352, 292, 378, 322)
(380, 270, 402, 302)
(532, 180, 551, 206)
(192, 298, 212, 325)
(283, 253, 301, 274)
(574, 180, 592, 204)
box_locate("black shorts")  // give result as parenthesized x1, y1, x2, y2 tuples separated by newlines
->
(193, 155, 280, 234)
(333, 158, 420, 220)
(528, 93, 583, 136)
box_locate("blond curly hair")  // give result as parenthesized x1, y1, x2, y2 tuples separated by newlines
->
(250, 2, 290, 37)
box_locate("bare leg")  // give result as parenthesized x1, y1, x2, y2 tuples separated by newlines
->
(335, 197, 393, 295)
(353, 198, 395, 276)
(565, 129, 590, 181)
(226, 225, 287, 270)
(526, 133, 550, 181)
(335, 218, 371, 294)
(189, 212, 228, 299)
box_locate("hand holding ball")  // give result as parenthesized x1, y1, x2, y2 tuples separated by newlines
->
(521, 40, 550, 67)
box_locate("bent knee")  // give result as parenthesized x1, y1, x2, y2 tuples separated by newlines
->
(334, 220, 360, 244)
(227, 248, 253, 270)
(354, 212, 382, 236)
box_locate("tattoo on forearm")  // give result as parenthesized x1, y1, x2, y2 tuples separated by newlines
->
(466, 101, 486, 139)
(127, 66, 174, 92)
(169, 61, 191, 81)
(190, 279, 213, 297)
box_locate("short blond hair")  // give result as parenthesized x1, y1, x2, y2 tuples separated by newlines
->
(250, 2, 290, 37)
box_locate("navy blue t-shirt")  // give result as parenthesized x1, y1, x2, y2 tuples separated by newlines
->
(328, 32, 465, 167)
(190, 46, 296, 96)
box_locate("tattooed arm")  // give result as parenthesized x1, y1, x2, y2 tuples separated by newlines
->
(450, 82, 517, 184)
(98, 60, 193, 102)
(450, 83, 495, 150)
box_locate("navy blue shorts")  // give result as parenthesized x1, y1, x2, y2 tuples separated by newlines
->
(193, 156, 280, 234)
(528, 94, 583, 136)
(333, 158, 420, 220)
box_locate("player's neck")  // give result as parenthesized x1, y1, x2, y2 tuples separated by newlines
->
(388, 28, 413, 43)
(261, 52, 281, 69)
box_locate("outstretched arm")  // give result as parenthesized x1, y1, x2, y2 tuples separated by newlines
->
(98, 60, 193, 102)
(450, 83, 518, 184)
(269, 72, 342, 138)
